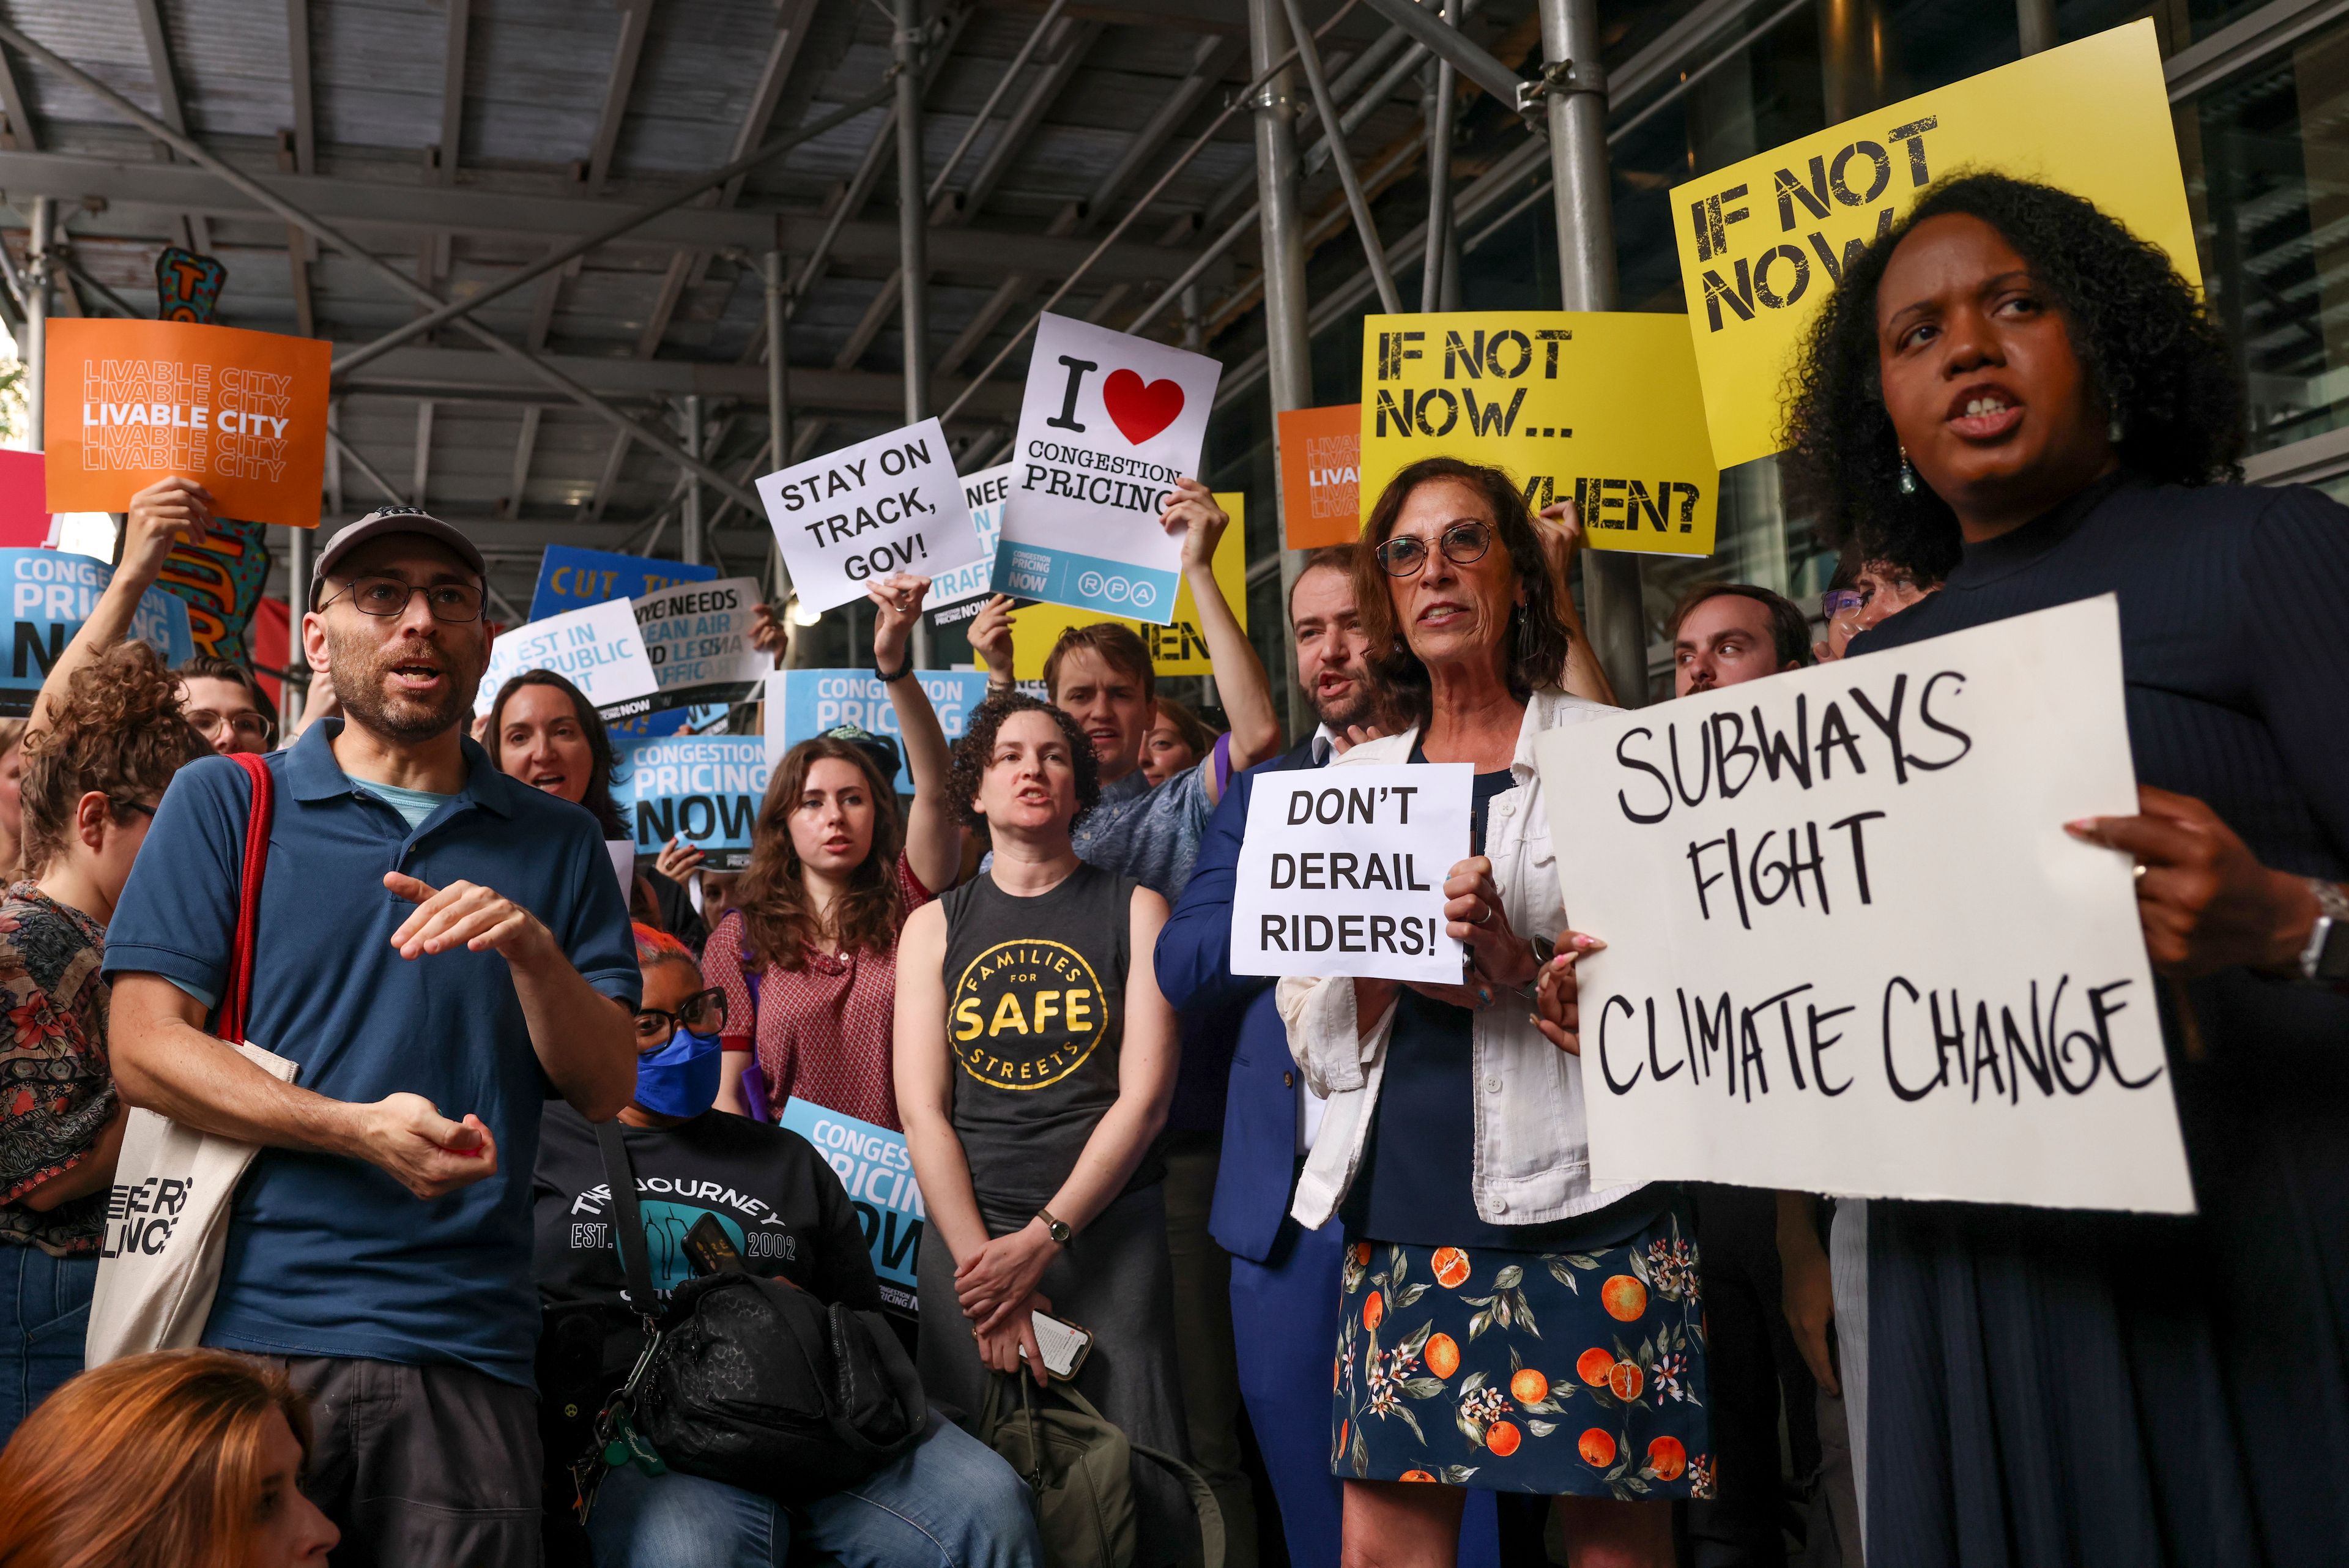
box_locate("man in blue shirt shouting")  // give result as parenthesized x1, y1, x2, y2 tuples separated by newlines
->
(106, 505, 639, 1566)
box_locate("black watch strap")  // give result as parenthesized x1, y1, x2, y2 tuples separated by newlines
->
(874, 647, 913, 683)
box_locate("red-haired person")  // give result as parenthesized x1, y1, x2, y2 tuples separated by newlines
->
(706, 574, 963, 1132)
(0, 1348, 336, 1568)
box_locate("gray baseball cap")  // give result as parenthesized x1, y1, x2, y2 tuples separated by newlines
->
(309, 505, 487, 609)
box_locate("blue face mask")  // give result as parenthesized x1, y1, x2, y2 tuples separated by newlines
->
(633, 1027, 723, 1119)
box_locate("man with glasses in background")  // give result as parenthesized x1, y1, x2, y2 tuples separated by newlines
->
(174, 654, 276, 755)
(106, 503, 640, 1564)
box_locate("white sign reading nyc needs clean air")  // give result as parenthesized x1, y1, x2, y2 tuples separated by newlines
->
(756, 417, 983, 614)
(1534, 596, 2193, 1214)
(993, 313, 1220, 625)
(1231, 764, 1472, 986)
(475, 596, 659, 719)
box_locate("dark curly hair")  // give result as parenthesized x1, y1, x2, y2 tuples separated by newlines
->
(21, 641, 210, 877)
(483, 669, 626, 839)
(1353, 456, 1572, 730)
(948, 694, 1099, 831)
(1782, 171, 2244, 579)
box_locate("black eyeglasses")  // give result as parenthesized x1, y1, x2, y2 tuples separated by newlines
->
(322, 575, 485, 623)
(1375, 520, 1493, 578)
(634, 987, 727, 1045)
(111, 800, 157, 820)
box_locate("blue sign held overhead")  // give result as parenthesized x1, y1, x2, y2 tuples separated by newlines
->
(767, 669, 993, 795)
(615, 734, 770, 871)
(0, 550, 195, 718)
(529, 544, 717, 625)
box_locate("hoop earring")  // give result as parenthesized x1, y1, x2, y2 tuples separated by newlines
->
(1898, 446, 1918, 496)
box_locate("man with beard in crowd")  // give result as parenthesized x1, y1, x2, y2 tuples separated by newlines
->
(105, 505, 639, 1564)
(1156, 546, 1501, 1568)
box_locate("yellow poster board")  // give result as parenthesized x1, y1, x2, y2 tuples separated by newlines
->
(1359, 311, 1720, 557)
(996, 493, 1247, 678)
(1671, 19, 2197, 470)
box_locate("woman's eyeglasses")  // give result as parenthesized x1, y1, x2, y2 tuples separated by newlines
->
(634, 987, 727, 1044)
(1376, 520, 1493, 578)
(185, 708, 275, 746)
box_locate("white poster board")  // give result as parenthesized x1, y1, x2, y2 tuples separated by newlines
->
(629, 576, 770, 716)
(926, 464, 1014, 628)
(992, 313, 1220, 626)
(475, 596, 659, 718)
(1230, 764, 1472, 986)
(756, 417, 983, 614)
(1534, 596, 2194, 1213)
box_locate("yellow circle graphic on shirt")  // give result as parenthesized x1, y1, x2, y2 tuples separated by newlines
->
(949, 940, 1107, 1091)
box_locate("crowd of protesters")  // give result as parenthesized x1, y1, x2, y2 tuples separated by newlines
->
(0, 169, 2342, 1568)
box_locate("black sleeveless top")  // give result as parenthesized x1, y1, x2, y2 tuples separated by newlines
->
(938, 861, 1162, 1222)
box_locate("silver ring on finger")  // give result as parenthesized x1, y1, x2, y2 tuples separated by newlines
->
(1473, 903, 1494, 926)
(2134, 862, 2148, 882)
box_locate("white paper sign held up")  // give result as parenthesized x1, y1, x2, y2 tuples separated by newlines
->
(1534, 596, 2193, 1213)
(993, 313, 1220, 626)
(1231, 763, 1472, 985)
(757, 417, 983, 613)
(475, 596, 659, 718)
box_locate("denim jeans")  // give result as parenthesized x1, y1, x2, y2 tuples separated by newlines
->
(0, 1244, 97, 1446)
(587, 1413, 1042, 1568)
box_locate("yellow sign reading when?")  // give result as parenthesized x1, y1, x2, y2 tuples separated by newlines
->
(1671, 19, 2196, 470)
(1359, 311, 1720, 557)
(996, 493, 1247, 678)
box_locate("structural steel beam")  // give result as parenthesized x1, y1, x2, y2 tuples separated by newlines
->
(1280, 0, 1401, 311)
(0, 150, 1219, 289)
(335, 343, 1024, 417)
(1351, 0, 1521, 104)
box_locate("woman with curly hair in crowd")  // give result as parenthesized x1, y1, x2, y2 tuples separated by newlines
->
(894, 693, 1192, 1561)
(0, 642, 210, 1443)
(1773, 170, 2349, 1564)
(705, 573, 963, 1132)
(0, 1348, 336, 1567)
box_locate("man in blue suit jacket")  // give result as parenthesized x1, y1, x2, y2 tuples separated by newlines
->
(1156, 551, 1497, 1568)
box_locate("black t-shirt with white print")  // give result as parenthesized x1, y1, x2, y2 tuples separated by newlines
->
(532, 1102, 882, 1316)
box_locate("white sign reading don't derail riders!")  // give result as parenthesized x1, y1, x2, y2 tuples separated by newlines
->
(1231, 764, 1472, 986)
(1534, 595, 2195, 1214)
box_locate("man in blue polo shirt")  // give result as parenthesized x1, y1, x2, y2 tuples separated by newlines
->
(106, 505, 638, 1566)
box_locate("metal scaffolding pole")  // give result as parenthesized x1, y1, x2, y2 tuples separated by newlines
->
(1538, 0, 1646, 707)
(763, 249, 793, 604)
(1251, 0, 1315, 737)
(1280, 0, 1401, 314)
(681, 394, 704, 565)
(1420, 1, 1456, 312)
(897, 0, 933, 670)
(24, 196, 48, 451)
(284, 524, 312, 708)
(2016, 0, 2056, 54)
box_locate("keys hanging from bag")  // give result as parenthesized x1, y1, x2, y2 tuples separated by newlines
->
(86, 753, 304, 1367)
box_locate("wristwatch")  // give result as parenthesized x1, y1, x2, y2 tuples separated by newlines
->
(1036, 1209, 1072, 1246)
(2295, 879, 2349, 984)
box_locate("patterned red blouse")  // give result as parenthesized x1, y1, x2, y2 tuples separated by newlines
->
(703, 853, 932, 1132)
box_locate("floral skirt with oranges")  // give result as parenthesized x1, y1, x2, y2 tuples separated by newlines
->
(1331, 1216, 1712, 1499)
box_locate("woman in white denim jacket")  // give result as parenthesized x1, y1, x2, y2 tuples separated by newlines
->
(1278, 459, 1711, 1567)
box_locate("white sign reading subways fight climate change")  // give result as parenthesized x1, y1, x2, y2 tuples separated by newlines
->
(993, 313, 1220, 625)
(1231, 764, 1472, 986)
(1534, 597, 2194, 1213)
(756, 417, 984, 614)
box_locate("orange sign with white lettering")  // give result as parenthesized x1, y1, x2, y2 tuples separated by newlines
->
(1277, 403, 1362, 549)
(42, 318, 331, 528)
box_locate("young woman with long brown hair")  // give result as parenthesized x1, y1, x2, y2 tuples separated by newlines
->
(706, 573, 962, 1130)
(0, 1349, 337, 1568)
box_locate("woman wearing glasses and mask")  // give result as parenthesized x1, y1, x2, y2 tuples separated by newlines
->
(533, 924, 1040, 1568)
(1279, 458, 1705, 1567)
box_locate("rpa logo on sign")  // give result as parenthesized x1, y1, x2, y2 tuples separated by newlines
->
(1077, 571, 1159, 610)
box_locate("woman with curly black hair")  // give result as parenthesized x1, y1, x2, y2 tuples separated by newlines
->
(894, 693, 1195, 1562)
(1781, 172, 2349, 1564)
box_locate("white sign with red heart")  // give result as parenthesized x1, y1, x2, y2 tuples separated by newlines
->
(991, 311, 1222, 625)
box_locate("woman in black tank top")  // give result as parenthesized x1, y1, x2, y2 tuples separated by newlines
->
(894, 696, 1195, 1557)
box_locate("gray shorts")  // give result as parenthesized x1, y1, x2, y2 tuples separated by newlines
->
(267, 1355, 543, 1568)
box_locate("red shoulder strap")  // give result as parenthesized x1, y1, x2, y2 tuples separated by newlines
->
(213, 752, 274, 1044)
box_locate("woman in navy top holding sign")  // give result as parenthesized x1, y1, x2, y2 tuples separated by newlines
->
(1772, 173, 2349, 1565)
(1280, 458, 1709, 1567)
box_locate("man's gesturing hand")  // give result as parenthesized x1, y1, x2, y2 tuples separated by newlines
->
(354, 1092, 498, 1198)
(385, 872, 555, 968)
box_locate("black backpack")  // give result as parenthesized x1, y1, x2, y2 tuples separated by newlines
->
(592, 1120, 929, 1505)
